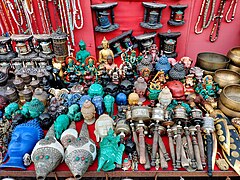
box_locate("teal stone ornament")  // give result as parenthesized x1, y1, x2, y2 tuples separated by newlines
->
(97, 128, 125, 171)
(54, 114, 70, 139)
(88, 83, 104, 98)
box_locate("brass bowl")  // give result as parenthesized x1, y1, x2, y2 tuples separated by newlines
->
(219, 84, 240, 111)
(218, 99, 240, 118)
(196, 52, 230, 71)
(227, 47, 240, 67)
(214, 69, 240, 88)
(203, 69, 215, 76)
(229, 63, 240, 73)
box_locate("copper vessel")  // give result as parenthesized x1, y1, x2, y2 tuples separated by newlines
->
(196, 52, 230, 71)
(5, 87, 18, 102)
(214, 69, 240, 88)
(13, 77, 24, 91)
(22, 86, 32, 102)
(227, 47, 240, 67)
(219, 84, 240, 112)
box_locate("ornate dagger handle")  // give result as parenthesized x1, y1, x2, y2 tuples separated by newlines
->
(184, 126, 196, 168)
(176, 124, 182, 168)
(137, 125, 146, 164)
(167, 127, 177, 170)
(196, 124, 206, 167)
(206, 133, 213, 176)
(191, 130, 203, 170)
(151, 124, 159, 166)
(159, 148, 168, 170)
(130, 123, 140, 156)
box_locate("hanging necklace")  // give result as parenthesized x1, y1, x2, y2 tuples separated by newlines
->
(37, 0, 47, 33)
(40, 0, 50, 34)
(13, 0, 24, 33)
(0, 19, 4, 35)
(52, 0, 61, 29)
(71, 0, 84, 29)
(2, 1, 15, 34)
(60, 0, 69, 34)
(66, 0, 75, 46)
(25, 0, 39, 34)
(16, 0, 29, 34)
(58, 0, 65, 32)
(225, 0, 238, 23)
(209, 0, 227, 42)
(203, 0, 216, 28)
(6, 1, 22, 33)
(22, 0, 33, 34)
(0, 1, 10, 34)
(194, 0, 206, 34)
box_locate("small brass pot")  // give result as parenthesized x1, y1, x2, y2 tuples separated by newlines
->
(219, 84, 240, 112)
(218, 99, 240, 118)
(214, 69, 240, 88)
(227, 47, 240, 67)
(229, 63, 240, 73)
(196, 52, 230, 71)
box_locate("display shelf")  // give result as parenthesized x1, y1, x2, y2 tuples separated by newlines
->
(0, 170, 238, 178)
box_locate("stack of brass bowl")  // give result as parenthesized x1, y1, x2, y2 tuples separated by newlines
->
(214, 69, 240, 88)
(227, 47, 240, 73)
(196, 52, 230, 75)
(219, 84, 240, 118)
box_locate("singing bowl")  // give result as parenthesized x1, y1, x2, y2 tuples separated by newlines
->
(219, 84, 240, 112)
(218, 99, 240, 118)
(229, 63, 240, 73)
(203, 69, 215, 76)
(196, 52, 230, 71)
(227, 47, 240, 67)
(214, 69, 240, 88)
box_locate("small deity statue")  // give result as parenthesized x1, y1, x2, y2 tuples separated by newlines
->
(76, 40, 90, 66)
(98, 37, 114, 65)
(104, 55, 117, 72)
(184, 74, 195, 95)
(0, 119, 43, 170)
(103, 95, 115, 117)
(85, 56, 97, 76)
(150, 44, 159, 63)
(109, 67, 120, 84)
(94, 114, 114, 142)
(54, 114, 70, 140)
(155, 55, 171, 74)
(97, 128, 125, 172)
(180, 56, 193, 69)
(81, 100, 96, 125)
(134, 77, 148, 102)
(158, 86, 173, 109)
(195, 75, 220, 100)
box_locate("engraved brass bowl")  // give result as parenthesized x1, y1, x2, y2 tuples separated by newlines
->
(229, 63, 240, 73)
(214, 69, 240, 88)
(203, 69, 215, 76)
(220, 84, 240, 112)
(196, 52, 230, 71)
(218, 99, 240, 118)
(227, 47, 240, 67)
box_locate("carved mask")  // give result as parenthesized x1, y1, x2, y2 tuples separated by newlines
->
(104, 82, 119, 97)
(120, 80, 134, 96)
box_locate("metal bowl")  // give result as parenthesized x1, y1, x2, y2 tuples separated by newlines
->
(203, 69, 215, 76)
(196, 52, 230, 71)
(229, 63, 240, 73)
(219, 84, 240, 112)
(218, 99, 240, 118)
(227, 47, 240, 67)
(214, 69, 240, 88)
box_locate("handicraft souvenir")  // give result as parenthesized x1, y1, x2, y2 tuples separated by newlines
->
(97, 129, 125, 171)
(98, 37, 114, 65)
(60, 121, 78, 149)
(0, 119, 43, 170)
(54, 114, 71, 140)
(128, 93, 140, 106)
(134, 77, 148, 102)
(135, 32, 156, 51)
(168, 5, 188, 26)
(92, 96, 104, 115)
(91, 2, 119, 32)
(94, 114, 114, 142)
(140, 2, 167, 29)
(158, 86, 173, 109)
(158, 31, 181, 58)
(120, 80, 134, 96)
(65, 123, 97, 179)
(115, 118, 131, 143)
(81, 100, 96, 125)
(76, 40, 91, 66)
(34, 34, 54, 60)
(11, 34, 37, 59)
(165, 80, 185, 100)
(31, 125, 64, 180)
(104, 95, 115, 117)
(38, 113, 53, 130)
(51, 28, 68, 63)
(0, 36, 17, 62)
(155, 55, 171, 74)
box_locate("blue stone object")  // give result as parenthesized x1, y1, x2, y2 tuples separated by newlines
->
(155, 55, 171, 74)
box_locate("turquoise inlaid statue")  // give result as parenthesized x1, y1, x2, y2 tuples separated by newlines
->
(97, 128, 125, 172)
(4, 102, 20, 119)
(28, 98, 45, 118)
(76, 40, 90, 66)
(67, 104, 81, 122)
(88, 83, 104, 98)
(54, 114, 70, 139)
(21, 102, 31, 118)
(167, 99, 192, 114)
(103, 95, 115, 117)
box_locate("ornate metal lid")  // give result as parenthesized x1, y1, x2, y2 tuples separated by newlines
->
(51, 28, 67, 40)
(5, 87, 16, 95)
(22, 86, 32, 95)
(11, 34, 33, 41)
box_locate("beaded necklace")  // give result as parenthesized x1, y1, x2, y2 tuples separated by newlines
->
(37, 0, 47, 33)
(60, 0, 70, 35)
(225, 0, 238, 23)
(22, 0, 33, 34)
(66, 0, 75, 46)
(16, 0, 29, 34)
(2, 1, 15, 34)
(71, 0, 83, 29)
(0, 18, 4, 35)
(0, 1, 10, 33)
(40, 0, 50, 34)
(203, 0, 216, 28)
(13, 0, 24, 33)
(25, 0, 39, 34)
(6, 1, 21, 33)
(53, 0, 62, 28)
(58, 0, 65, 32)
